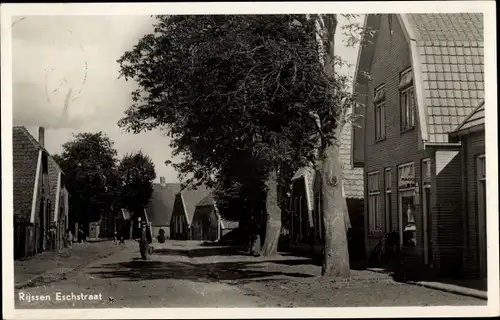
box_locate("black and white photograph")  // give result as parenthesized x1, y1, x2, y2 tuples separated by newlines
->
(1, 2, 498, 319)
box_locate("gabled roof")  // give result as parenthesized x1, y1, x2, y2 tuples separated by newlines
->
(450, 99, 485, 137)
(13, 127, 66, 221)
(178, 185, 212, 225)
(13, 127, 41, 220)
(195, 193, 215, 207)
(146, 183, 182, 226)
(405, 13, 484, 143)
(355, 13, 484, 144)
(193, 192, 239, 229)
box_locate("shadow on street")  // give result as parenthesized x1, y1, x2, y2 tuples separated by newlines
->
(152, 248, 190, 257)
(89, 257, 314, 284)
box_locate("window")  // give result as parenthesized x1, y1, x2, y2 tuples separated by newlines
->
(399, 68, 415, 131)
(398, 162, 416, 247)
(398, 162, 415, 189)
(477, 155, 486, 180)
(374, 85, 386, 140)
(384, 168, 392, 232)
(422, 159, 431, 187)
(368, 171, 382, 233)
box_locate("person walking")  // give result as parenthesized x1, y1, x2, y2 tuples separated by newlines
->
(66, 229, 73, 249)
(138, 221, 153, 260)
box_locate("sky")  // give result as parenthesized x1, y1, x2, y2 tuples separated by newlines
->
(12, 15, 362, 183)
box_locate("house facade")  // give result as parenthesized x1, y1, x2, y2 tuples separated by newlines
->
(13, 126, 69, 259)
(170, 185, 211, 240)
(449, 100, 486, 279)
(191, 193, 240, 242)
(191, 194, 221, 242)
(352, 14, 484, 278)
(146, 178, 181, 240)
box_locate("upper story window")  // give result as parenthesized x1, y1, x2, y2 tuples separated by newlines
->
(399, 68, 415, 131)
(374, 85, 386, 141)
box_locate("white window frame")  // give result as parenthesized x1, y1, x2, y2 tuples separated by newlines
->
(368, 171, 382, 233)
(400, 68, 415, 131)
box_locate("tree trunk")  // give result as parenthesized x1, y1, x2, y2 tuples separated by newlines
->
(320, 142, 351, 277)
(260, 170, 282, 256)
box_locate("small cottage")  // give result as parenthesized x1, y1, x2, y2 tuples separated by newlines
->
(191, 193, 239, 242)
(170, 185, 212, 240)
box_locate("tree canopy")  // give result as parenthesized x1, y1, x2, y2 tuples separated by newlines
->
(117, 15, 345, 188)
(54, 132, 119, 224)
(118, 150, 157, 215)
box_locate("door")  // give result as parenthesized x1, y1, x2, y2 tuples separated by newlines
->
(399, 190, 416, 249)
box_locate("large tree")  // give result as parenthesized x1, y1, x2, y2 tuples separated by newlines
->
(54, 132, 119, 226)
(117, 15, 356, 273)
(118, 150, 157, 217)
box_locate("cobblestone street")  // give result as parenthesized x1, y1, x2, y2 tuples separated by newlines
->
(14, 241, 486, 309)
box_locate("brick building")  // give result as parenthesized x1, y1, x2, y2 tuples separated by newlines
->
(449, 100, 486, 279)
(352, 14, 484, 278)
(13, 127, 69, 259)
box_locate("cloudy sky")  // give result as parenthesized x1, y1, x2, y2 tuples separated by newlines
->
(12, 15, 362, 183)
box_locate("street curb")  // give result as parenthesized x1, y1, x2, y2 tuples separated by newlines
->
(366, 268, 487, 301)
(407, 281, 488, 301)
(15, 245, 128, 290)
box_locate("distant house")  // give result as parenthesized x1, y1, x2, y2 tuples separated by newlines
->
(145, 178, 181, 240)
(191, 193, 239, 242)
(449, 100, 486, 279)
(13, 126, 69, 259)
(289, 114, 365, 258)
(351, 14, 484, 278)
(170, 185, 212, 240)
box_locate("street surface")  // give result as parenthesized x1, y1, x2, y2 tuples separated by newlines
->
(14, 241, 486, 308)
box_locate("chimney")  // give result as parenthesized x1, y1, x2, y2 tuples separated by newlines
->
(160, 176, 166, 186)
(38, 127, 45, 148)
